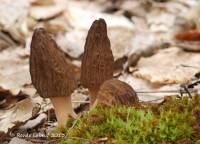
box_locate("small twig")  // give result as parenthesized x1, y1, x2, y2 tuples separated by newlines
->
(180, 64, 200, 69)
(44, 138, 61, 144)
(136, 90, 181, 94)
(67, 136, 92, 142)
(136, 88, 199, 94)
(98, 137, 108, 142)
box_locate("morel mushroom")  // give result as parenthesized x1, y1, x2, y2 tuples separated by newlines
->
(97, 79, 139, 107)
(30, 28, 77, 127)
(81, 18, 114, 106)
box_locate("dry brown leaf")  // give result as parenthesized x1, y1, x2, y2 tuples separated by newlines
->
(175, 31, 200, 41)
(133, 47, 200, 85)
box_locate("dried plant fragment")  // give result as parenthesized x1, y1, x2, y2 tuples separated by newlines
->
(81, 19, 114, 105)
(30, 28, 77, 128)
(175, 31, 200, 41)
(97, 79, 139, 107)
(175, 31, 200, 51)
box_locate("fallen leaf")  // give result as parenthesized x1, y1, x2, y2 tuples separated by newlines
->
(133, 47, 200, 85)
(118, 74, 180, 102)
(0, 47, 30, 95)
(11, 98, 39, 123)
(0, 0, 30, 44)
(30, 5, 65, 20)
(0, 98, 39, 140)
(19, 113, 47, 130)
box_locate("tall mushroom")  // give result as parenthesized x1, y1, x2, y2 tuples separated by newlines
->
(97, 79, 139, 107)
(30, 28, 77, 128)
(81, 18, 114, 106)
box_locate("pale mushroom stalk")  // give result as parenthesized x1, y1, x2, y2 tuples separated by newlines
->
(30, 28, 77, 128)
(81, 18, 114, 107)
(50, 97, 77, 127)
(89, 90, 98, 105)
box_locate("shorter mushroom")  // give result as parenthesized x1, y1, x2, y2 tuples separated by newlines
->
(30, 28, 77, 128)
(96, 79, 139, 107)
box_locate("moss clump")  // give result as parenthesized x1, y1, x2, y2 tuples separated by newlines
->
(62, 95, 200, 144)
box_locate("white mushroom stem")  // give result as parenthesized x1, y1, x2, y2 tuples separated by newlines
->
(89, 89, 98, 107)
(50, 96, 77, 128)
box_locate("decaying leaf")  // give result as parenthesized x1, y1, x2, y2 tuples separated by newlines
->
(30, 5, 65, 20)
(19, 113, 47, 130)
(11, 98, 39, 123)
(0, 0, 30, 44)
(0, 47, 31, 95)
(134, 47, 200, 85)
(0, 98, 39, 140)
(118, 74, 180, 102)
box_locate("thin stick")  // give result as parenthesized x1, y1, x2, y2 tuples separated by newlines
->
(136, 88, 199, 94)
(139, 97, 165, 103)
(67, 114, 84, 135)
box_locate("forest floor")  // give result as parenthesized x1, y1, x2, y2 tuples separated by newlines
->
(0, 0, 200, 143)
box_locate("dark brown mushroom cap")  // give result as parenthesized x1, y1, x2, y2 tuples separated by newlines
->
(81, 18, 114, 91)
(97, 79, 139, 106)
(30, 28, 76, 98)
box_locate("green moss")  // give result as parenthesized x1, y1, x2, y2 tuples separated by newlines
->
(61, 95, 200, 144)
